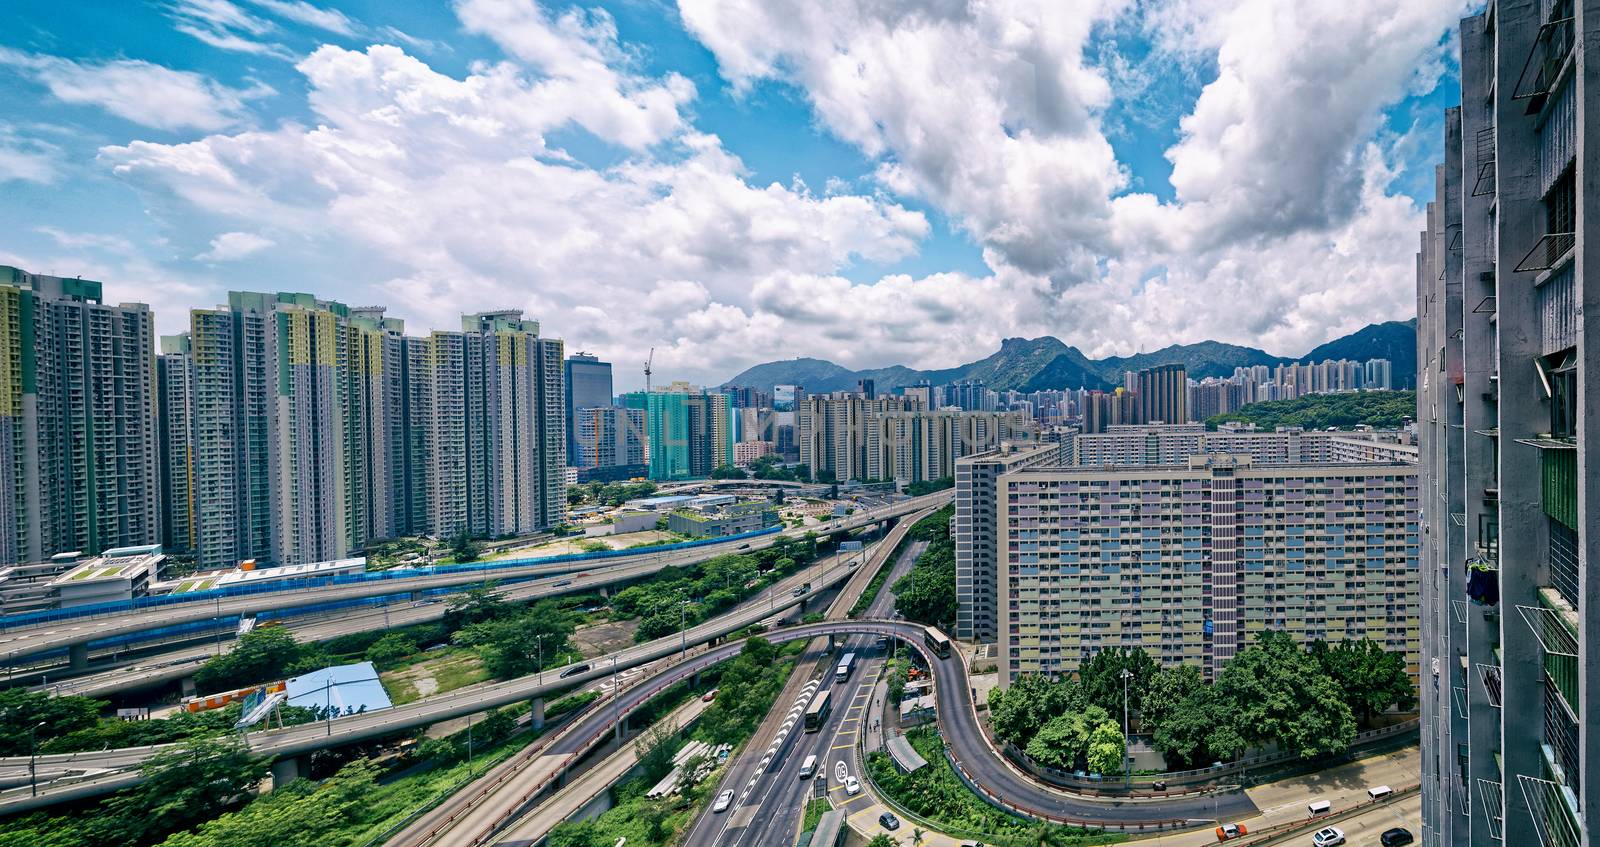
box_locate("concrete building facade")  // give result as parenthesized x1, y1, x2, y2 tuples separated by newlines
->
(954, 441, 1065, 642)
(0, 268, 160, 566)
(1418, 4, 1596, 844)
(995, 455, 1419, 685)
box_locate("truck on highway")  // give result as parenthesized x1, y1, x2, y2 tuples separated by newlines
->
(834, 652, 857, 684)
(792, 583, 812, 597)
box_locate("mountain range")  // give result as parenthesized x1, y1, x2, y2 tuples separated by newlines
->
(723, 319, 1417, 394)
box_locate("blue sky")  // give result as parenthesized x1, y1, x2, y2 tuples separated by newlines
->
(0, 0, 1468, 388)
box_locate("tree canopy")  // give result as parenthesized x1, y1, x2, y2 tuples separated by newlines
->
(1205, 390, 1416, 431)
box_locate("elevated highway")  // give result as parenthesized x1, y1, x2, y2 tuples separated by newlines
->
(0, 493, 948, 666)
(0, 509, 925, 812)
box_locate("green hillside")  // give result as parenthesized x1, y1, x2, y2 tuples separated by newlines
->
(1205, 390, 1417, 431)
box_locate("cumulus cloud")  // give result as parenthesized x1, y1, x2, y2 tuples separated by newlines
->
(677, 0, 1466, 360)
(195, 231, 275, 261)
(0, 47, 272, 131)
(78, 0, 1467, 386)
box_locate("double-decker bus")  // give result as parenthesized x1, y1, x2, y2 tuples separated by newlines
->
(804, 688, 832, 732)
(834, 652, 857, 684)
(923, 626, 951, 659)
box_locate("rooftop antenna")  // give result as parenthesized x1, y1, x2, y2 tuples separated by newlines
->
(644, 347, 655, 393)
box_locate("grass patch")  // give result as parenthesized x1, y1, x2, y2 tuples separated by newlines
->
(867, 727, 1125, 847)
(801, 796, 831, 831)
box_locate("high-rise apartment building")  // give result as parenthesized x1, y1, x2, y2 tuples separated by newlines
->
(164, 297, 564, 566)
(1074, 423, 1408, 468)
(796, 392, 925, 482)
(564, 353, 612, 462)
(1135, 363, 1188, 424)
(954, 441, 1064, 642)
(625, 384, 734, 481)
(865, 409, 1035, 484)
(156, 335, 196, 555)
(574, 406, 645, 473)
(1418, 4, 1594, 844)
(994, 454, 1419, 684)
(0, 268, 160, 566)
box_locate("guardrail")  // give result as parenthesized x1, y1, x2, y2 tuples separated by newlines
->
(1001, 718, 1422, 796)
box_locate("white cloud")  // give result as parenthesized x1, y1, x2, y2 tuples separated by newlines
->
(0, 132, 58, 184)
(168, 0, 295, 59)
(244, 0, 357, 36)
(675, 0, 1466, 361)
(78, 0, 1467, 386)
(98, 33, 928, 380)
(0, 47, 272, 131)
(195, 231, 275, 261)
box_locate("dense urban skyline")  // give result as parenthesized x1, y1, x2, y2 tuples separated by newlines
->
(0, 0, 1466, 389)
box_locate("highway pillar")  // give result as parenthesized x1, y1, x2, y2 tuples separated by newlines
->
(598, 586, 610, 599)
(270, 756, 305, 790)
(529, 697, 545, 732)
(180, 676, 197, 699)
(68, 643, 88, 671)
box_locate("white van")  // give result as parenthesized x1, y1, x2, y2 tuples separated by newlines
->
(1367, 785, 1394, 800)
(799, 754, 818, 779)
(1307, 799, 1332, 816)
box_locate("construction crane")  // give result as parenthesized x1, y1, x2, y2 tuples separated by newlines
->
(644, 347, 655, 393)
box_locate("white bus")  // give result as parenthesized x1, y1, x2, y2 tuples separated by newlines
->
(834, 652, 857, 684)
(804, 689, 832, 732)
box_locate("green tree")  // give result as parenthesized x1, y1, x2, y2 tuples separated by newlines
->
(866, 836, 897, 847)
(364, 632, 418, 670)
(635, 720, 681, 785)
(1031, 823, 1076, 847)
(454, 600, 576, 680)
(443, 582, 510, 629)
(905, 476, 954, 496)
(100, 737, 267, 846)
(987, 673, 1082, 748)
(1311, 638, 1418, 725)
(0, 689, 103, 756)
(154, 759, 378, 847)
(194, 627, 326, 692)
(892, 532, 957, 628)
(710, 464, 748, 479)
(1024, 711, 1093, 770)
(1213, 631, 1356, 759)
(449, 533, 480, 563)
(1085, 717, 1126, 774)
(1139, 663, 1205, 733)
(1077, 646, 1159, 717)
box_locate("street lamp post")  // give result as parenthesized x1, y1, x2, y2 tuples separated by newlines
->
(28, 720, 44, 797)
(1121, 668, 1133, 788)
(467, 712, 474, 777)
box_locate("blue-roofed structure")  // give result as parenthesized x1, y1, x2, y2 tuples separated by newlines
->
(285, 661, 392, 717)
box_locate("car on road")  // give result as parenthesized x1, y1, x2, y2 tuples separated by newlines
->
(1311, 826, 1346, 847)
(701, 688, 719, 702)
(558, 663, 591, 678)
(712, 790, 734, 813)
(878, 812, 900, 830)
(552, 580, 573, 588)
(845, 776, 861, 795)
(738, 543, 750, 550)
(1380, 828, 1415, 846)
(1215, 823, 1248, 840)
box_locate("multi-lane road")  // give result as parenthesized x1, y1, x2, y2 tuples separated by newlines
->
(0, 493, 946, 665)
(0, 505, 936, 814)
(683, 538, 927, 847)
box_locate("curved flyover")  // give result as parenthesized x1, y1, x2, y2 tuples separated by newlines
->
(0, 613, 1255, 831)
(0, 493, 949, 664)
